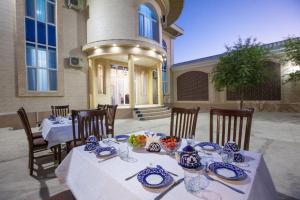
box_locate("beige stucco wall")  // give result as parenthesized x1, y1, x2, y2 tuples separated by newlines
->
(87, 0, 163, 45)
(0, 0, 88, 115)
(171, 61, 300, 112)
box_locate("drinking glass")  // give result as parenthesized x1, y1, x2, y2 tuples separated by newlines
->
(184, 170, 209, 193)
(118, 142, 129, 161)
(220, 149, 234, 163)
(187, 135, 195, 146)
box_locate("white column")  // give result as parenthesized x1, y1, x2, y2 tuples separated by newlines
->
(128, 55, 135, 108)
(88, 58, 96, 108)
(157, 62, 163, 105)
(148, 68, 153, 104)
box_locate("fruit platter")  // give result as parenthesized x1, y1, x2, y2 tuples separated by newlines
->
(160, 136, 182, 154)
(128, 134, 147, 149)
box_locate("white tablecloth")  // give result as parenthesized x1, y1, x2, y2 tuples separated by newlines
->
(55, 139, 277, 200)
(40, 118, 76, 148)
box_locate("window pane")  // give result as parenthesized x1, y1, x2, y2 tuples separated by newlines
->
(37, 68, 48, 91)
(26, 0, 35, 17)
(37, 0, 46, 22)
(152, 21, 158, 42)
(138, 4, 158, 41)
(37, 22, 46, 44)
(27, 68, 37, 91)
(26, 43, 36, 66)
(139, 14, 144, 36)
(25, 18, 35, 42)
(48, 48, 56, 69)
(49, 70, 57, 91)
(49, 0, 55, 2)
(47, 2, 55, 24)
(48, 25, 56, 46)
(37, 46, 47, 68)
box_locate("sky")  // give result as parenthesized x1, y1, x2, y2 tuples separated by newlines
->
(174, 0, 300, 64)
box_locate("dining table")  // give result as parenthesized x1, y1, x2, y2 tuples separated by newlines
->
(55, 131, 277, 200)
(40, 117, 76, 148)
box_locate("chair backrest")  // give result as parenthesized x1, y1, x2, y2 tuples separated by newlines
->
(106, 105, 118, 126)
(97, 104, 107, 110)
(17, 107, 33, 150)
(77, 109, 108, 144)
(170, 107, 200, 139)
(51, 105, 70, 117)
(209, 108, 254, 150)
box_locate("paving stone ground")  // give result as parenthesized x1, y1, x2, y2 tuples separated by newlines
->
(0, 112, 299, 200)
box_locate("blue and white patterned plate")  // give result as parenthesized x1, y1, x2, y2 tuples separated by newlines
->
(209, 162, 248, 181)
(94, 146, 117, 157)
(195, 142, 221, 151)
(137, 166, 173, 188)
(115, 134, 129, 142)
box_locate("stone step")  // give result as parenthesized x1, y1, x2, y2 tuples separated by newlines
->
(137, 110, 171, 118)
(135, 107, 169, 114)
(139, 113, 171, 121)
(134, 106, 165, 111)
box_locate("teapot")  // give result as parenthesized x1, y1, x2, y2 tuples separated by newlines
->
(178, 145, 201, 169)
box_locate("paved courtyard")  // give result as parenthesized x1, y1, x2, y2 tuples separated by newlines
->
(0, 112, 300, 200)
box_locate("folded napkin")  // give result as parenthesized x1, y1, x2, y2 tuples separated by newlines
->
(84, 135, 99, 151)
(224, 141, 245, 162)
(48, 115, 56, 121)
(234, 153, 245, 163)
(86, 135, 98, 144)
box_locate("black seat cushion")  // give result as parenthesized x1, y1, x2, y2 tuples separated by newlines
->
(33, 137, 48, 147)
(32, 131, 43, 139)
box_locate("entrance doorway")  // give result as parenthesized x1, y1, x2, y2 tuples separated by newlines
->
(111, 65, 129, 105)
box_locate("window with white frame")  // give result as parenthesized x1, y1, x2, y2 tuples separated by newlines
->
(138, 4, 159, 42)
(162, 40, 167, 95)
(25, 0, 57, 92)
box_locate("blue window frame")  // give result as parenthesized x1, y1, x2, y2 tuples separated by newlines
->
(138, 4, 159, 42)
(25, 0, 57, 91)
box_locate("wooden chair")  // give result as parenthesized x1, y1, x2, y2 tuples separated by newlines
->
(68, 109, 90, 151)
(77, 109, 108, 144)
(106, 105, 118, 137)
(170, 107, 200, 139)
(51, 105, 70, 117)
(97, 104, 107, 110)
(209, 108, 255, 150)
(70, 109, 108, 148)
(17, 107, 56, 176)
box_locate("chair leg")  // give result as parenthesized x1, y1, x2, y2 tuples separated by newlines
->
(29, 153, 34, 176)
(57, 145, 62, 164)
(66, 142, 70, 153)
(52, 147, 57, 160)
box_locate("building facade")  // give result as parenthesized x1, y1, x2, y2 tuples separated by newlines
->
(171, 40, 300, 112)
(0, 0, 184, 127)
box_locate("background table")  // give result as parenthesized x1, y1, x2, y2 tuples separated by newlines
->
(55, 138, 277, 200)
(40, 118, 76, 148)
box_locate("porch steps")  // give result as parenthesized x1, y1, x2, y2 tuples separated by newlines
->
(134, 106, 171, 121)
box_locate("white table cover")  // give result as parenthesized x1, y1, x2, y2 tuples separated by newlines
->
(55, 139, 277, 200)
(40, 118, 76, 148)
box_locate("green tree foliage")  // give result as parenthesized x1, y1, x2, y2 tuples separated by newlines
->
(284, 37, 300, 83)
(212, 38, 269, 109)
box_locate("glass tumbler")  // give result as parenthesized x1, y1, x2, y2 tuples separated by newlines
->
(118, 142, 129, 161)
(220, 149, 234, 163)
(184, 170, 209, 193)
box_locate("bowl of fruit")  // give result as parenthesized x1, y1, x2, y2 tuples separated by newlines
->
(160, 136, 182, 155)
(128, 134, 147, 149)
